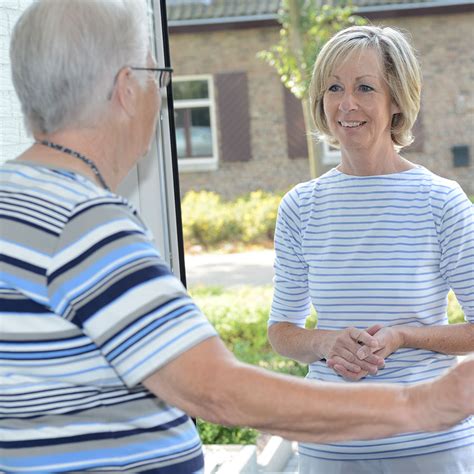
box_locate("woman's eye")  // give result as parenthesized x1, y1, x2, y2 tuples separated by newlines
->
(359, 84, 374, 92)
(328, 84, 341, 92)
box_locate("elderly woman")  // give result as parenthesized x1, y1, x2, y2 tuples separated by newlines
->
(2, 3, 474, 473)
(269, 25, 474, 473)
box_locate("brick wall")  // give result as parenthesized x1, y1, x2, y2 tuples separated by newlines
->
(394, 13, 473, 195)
(0, 0, 34, 166)
(170, 11, 474, 198)
(170, 27, 311, 199)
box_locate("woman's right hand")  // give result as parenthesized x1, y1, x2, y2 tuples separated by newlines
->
(324, 326, 385, 381)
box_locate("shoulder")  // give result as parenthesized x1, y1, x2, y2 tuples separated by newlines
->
(410, 167, 472, 231)
(0, 161, 141, 241)
(6, 163, 150, 249)
(411, 166, 461, 193)
(418, 167, 471, 209)
(281, 168, 339, 209)
(1, 160, 131, 213)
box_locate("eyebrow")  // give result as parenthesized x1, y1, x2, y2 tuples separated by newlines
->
(331, 74, 378, 81)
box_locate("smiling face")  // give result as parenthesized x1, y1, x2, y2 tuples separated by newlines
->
(322, 47, 400, 156)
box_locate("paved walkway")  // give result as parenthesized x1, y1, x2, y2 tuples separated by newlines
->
(185, 249, 275, 288)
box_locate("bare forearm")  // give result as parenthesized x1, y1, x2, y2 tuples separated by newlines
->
(398, 323, 474, 355)
(144, 338, 473, 444)
(268, 322, 330, 364)
(212, 359, 422, 443)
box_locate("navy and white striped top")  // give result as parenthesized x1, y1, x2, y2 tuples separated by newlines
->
(0, 161, 217, 473)
(270, 166, 473, 460)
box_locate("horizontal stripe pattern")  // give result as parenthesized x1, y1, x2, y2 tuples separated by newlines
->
(1, 161, 216, 472)
(270, 166, 474, 460)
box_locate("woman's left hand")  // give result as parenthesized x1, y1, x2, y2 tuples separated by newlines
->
(357, 324, 404, 362)
(328, 324, 405, 380)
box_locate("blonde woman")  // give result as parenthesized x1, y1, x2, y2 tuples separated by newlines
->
(269, 25, 474, 473)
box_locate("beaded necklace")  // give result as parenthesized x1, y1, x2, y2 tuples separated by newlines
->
(36, 140, 110, 191)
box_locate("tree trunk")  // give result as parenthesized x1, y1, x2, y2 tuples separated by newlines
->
(302, 96, 319, 178)
(287, 0, 304, 65)
(287, 0, 319, 178)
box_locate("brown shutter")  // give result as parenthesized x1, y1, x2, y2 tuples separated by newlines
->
(215, 72, 252, 162)
(405, 108, 424, 153)
(284, 86, 308, 159)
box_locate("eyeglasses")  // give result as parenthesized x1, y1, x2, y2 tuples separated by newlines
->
(130, 67, 173, 88)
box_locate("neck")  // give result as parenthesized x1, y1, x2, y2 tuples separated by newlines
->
(25, 128, 124, 192)
(338, 141, 414, 176)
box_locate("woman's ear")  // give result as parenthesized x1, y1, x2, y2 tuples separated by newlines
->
(391, 101, 401, 115)
(112, 67, 138, 117)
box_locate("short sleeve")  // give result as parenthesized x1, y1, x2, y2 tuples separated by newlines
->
(47, 198, 217, 387)
(437, 184, 474, 323)
(269, 188, 311, 327)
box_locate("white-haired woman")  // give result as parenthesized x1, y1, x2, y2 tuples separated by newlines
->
(2, 3, 474, 473)
(269, 25, 474, 473)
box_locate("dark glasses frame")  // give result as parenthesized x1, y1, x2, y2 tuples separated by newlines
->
(130, 66, 173, 88)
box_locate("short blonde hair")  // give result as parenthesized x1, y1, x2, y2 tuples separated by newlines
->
(310, 25, 422, 150)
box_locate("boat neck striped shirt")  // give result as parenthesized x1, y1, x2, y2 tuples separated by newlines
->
(0, 161, 217, 473)
(270, 166, 473, 461)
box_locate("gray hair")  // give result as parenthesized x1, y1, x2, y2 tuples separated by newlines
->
(310, 25, 422, 150)
(10, 0, 150, 135)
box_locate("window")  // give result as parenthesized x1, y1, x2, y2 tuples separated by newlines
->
(174, 76, 218, 172)
(322, 141, 341, 165)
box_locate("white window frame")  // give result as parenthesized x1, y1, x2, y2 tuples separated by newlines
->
(174, 75, 219, 172)
(321, 141, 341, 165)
(120, 0, 184, 279)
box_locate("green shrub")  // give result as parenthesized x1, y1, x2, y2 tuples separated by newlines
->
(181, 191, 242, 246)
(234, 191, 281, 243)
(448, 291, 465, 324)
(189, 285, 310, 376)
(181, 190, 282, 249)
(196, 419, 258, 445)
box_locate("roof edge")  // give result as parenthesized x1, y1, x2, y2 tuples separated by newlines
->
(168, 0, 473, 29)
(358, 0, 474, 13)
(168, 13, 277, 27)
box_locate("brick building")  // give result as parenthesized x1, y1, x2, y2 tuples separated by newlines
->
(167, 0, 474, 198)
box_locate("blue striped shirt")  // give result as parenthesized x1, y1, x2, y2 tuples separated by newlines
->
(270, 166, 473, 460)
(0, 161, 217, 473)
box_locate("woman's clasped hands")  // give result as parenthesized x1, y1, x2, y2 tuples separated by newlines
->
(324, 325, 404, 381)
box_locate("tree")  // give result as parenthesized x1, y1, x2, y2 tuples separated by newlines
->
(258, 1, 366, 177)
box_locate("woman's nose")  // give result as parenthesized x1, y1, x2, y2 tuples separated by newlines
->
(338, 93, 358, 113)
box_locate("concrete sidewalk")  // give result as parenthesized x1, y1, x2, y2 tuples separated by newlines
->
(184, 249, 275, 288)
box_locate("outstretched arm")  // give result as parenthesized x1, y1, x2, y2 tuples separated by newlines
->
(143, 336, 474, 444)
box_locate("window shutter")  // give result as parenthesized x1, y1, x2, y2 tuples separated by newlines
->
(405, 108, 424, 153)
(215, 72, 252, 162)
(284, 86, 308, 159)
